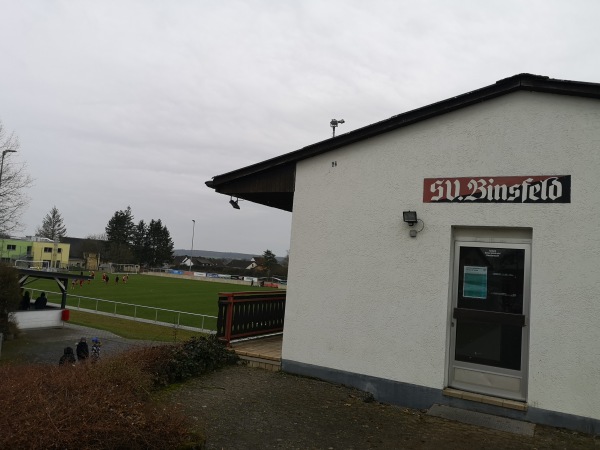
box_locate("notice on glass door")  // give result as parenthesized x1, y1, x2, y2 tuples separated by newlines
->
(463, 266, 487, 299)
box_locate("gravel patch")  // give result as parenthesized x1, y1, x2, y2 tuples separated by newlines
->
(168, 364, 598, 449)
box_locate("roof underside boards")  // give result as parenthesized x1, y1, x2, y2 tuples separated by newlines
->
(205, 74, 600, 212)
(207, 163, 295, 212)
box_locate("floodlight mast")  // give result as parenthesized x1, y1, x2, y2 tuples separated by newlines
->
(330, 119, 345, 137)
(190, 219, 195, 271)
(0, 149, 17, 190)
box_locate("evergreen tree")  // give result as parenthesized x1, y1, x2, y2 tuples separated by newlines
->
(104, 207, 173, 266)
(35, 206, 67, 241)
(132, 220, 148, 264)
(146, 219, 174, 267)
(105, 206, 135, 263)
(262, 249, 277, 276)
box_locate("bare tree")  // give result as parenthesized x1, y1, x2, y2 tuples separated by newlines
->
(83, 233, 107, 256)
(36, 206, 67, 241)
(0, 121, 33, 235)
(86, 233, 107, 241)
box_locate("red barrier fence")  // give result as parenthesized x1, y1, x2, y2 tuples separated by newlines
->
(216, 291, 286, 345)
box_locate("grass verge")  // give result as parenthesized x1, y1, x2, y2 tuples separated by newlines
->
(68, 310, 208, 342)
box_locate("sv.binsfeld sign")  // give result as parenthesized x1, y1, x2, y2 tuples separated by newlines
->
(423, 175, 571, 203)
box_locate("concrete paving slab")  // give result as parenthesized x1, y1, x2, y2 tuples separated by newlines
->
(427, 403, 536, 436)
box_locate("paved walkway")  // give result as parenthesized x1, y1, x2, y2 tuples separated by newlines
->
(0, 323, 155, 365)
(169, 364, 599, 449)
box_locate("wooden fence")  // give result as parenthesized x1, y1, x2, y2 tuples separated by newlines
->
(216, 291, 286, 344)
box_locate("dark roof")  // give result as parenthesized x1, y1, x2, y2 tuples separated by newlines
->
(173, 255, 188, 265)
(18, 268, 92, 282)
(60, 237, 84, 258)
(227, 259, 253, 269)
(193, 257, 213, 265)
(61, 236, 105, 259)
(205, 74, 600, 212)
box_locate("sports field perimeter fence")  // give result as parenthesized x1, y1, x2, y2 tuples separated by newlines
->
(28, 288, 217, 333)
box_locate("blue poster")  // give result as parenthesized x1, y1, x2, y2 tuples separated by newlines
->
(463, 266, 487, 299)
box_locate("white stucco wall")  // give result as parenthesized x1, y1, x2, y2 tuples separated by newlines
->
(282, 91, 600, 420)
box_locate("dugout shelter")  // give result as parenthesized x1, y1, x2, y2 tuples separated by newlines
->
(14, 269, 92, 330)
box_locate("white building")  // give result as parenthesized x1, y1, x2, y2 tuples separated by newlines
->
(206, 74, 600, 434)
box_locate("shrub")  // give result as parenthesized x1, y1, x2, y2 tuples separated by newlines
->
(0, 363, 191, 449)
(0, 335, 237, 449)
(0, 264, 20, 335)
(121, 334, 239, 386)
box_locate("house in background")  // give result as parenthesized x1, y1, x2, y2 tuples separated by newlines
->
(226, 259, 256, 270)
(173, 255, 214, 270)
(206, 74, 600, 434)
(193, 257, 214, 268)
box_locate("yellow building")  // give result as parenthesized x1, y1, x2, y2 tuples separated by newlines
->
(29, 238, 70, 269)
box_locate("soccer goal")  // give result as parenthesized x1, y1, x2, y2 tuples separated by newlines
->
(111, 263, 140, 274)
(14, 260, 50, 270)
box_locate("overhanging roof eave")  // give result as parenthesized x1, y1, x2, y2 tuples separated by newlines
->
(206, 73, 600, 189)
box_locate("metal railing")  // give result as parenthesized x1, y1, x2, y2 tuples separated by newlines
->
(27, 288, 217, 332)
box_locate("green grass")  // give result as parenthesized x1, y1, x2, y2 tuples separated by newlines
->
(68, 310, 206, 342)
(23, 273, 276, 330)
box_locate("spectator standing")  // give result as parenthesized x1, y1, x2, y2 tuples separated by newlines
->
(76, 337, 89, 362)
(59, 347, 76, 366)
(91, 337, 102, 363)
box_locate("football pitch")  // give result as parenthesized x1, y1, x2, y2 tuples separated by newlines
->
(24, 274, 276, 330)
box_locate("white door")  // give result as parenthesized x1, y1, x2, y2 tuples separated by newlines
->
(448, 241, 531, 401)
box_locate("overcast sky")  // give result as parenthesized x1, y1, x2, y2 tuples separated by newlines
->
(0, 0, 598, 257)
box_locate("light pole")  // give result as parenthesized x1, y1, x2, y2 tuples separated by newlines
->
(190, 219, 195, 271)
(0, 149, 17, 189)
(330, 119, 345, 137)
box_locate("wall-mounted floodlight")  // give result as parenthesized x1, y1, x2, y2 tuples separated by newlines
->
(229, 196, 241, 210)
(402, 210, 424, 238)
(330, 119, 345, 137)
(403, 211, 418, 226)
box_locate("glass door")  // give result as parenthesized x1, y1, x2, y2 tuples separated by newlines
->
(448, 241, 530, 401)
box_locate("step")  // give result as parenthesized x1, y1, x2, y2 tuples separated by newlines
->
(238, 354, 281, 372)
(427, 404, 535, 436)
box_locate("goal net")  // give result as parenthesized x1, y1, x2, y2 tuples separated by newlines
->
(14, 260, 51, 270)
(111, 263, 140, 274)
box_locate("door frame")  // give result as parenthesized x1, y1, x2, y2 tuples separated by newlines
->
(446, 227, 532, 401)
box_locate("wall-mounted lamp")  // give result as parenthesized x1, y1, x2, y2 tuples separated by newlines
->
(229, 196, 241, 210)
(403, 211, 418, 226)
(402, 210, 424, 238)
